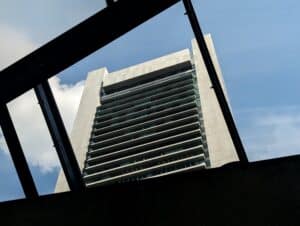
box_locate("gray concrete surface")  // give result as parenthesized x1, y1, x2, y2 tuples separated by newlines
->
(192, 35, 239, 167)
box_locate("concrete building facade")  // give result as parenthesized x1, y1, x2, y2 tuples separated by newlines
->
(56, 35, 239, 192)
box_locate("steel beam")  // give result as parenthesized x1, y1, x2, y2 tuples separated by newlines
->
(35, 81, 85, 191)
(182, 0, 249, 165)
(106, 0, 115, 7)
(0, 105, 38, 199)
(0, 0, 180, 105)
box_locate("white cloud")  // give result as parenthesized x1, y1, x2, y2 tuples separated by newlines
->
(50, 78, 85, 132)
(0, 77, 84, 173)
(0, 24, 85, 173)
(0, 24, 36, 70)
(237, 107, 300, 161)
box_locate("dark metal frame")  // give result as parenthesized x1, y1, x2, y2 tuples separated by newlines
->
(106, 0, 116, 7)
(34, 82, 85, 191)
(0, 0, 180, 104)
(0, 0, 181, 199)
(0, 105, 38, 198)
(182, 0, 249, 165)
(0, 0, 248, 199)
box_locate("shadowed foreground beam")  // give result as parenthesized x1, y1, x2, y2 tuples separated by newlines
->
(1, 156, 300, 225)
(0, 0, 179, 104)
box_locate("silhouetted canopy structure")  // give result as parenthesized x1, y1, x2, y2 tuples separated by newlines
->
(0, 1, 298, 225)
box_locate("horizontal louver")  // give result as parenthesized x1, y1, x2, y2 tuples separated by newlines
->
(83, 68, 209, 187)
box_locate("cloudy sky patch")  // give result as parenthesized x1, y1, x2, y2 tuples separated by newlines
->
(237, 106, 300, 161)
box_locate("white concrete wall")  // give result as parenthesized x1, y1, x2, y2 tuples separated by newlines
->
(192, 35, 239, 167)
(55, 68, 107, 192)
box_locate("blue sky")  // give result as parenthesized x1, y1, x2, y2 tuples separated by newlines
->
(1, 0, 300, 201)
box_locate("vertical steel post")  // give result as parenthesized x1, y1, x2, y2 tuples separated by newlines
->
(0, 104, 38, 199)
(182, 0, 249, 165)
(35, 81, 85, 191)
(106, 0, 115, 7)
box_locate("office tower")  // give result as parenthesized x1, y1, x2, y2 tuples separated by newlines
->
(56, 35, 239, 191)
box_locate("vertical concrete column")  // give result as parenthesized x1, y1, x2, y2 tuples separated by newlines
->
(192, 35, 239, 167)
(55, 68, 108, 192)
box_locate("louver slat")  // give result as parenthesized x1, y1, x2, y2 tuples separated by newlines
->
(83, 69, 209, 187)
